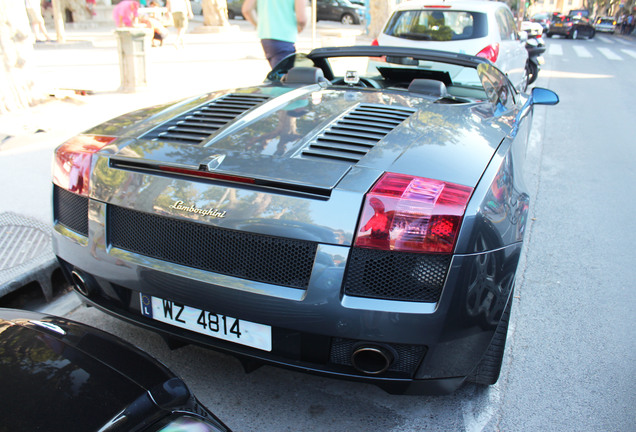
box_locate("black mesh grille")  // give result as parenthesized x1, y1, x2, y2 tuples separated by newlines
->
(343, 248, 450, 302)
(330, 338, 427, 375)
(108, 206, 317, 289)
(301, 104, 416, 163)
(141, 94, 270, 145)
(53, 185, 89, 236)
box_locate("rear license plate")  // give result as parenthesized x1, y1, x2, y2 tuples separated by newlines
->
(140, 293, 272, 351)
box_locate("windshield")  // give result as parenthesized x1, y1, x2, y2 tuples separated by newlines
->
(329, 56, 483, 89)
(268, 48, 496, 102)
(383, 10, 488, 41)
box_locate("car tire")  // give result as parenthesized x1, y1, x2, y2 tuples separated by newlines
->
(572, 29, 579, 39)
(588, 29, 595, 39)
(341, 13, 355, 25)
(546, 32, 553, 38)
(527, 61, 538, 85)
(466, 290, 513, 386)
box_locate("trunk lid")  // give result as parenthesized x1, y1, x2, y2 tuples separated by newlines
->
(109, 88, 420, 192)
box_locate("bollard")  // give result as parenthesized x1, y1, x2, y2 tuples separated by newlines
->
(115, 28, 152, 93)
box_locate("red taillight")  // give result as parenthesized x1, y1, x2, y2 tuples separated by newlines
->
(476, 43, 500, 63)
(52, 135, 116, 196)
(371, 39, 379, 46)
(354, 173, 473, 254)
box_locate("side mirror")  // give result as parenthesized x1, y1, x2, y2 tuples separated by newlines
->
(511, 87, 558, 137)
(531, 87, 559, 105)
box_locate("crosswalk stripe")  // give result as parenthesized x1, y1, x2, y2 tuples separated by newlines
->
(548, 44, 563, 56)
(621, 49, 636, 59)
(598, 47, 622, 60)
(614, 38, 631, 45)
(573, 46, 593, 58)
(596, 35, 614, 44)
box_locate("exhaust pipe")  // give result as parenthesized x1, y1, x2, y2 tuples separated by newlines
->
(70, 270, 90, 296)
(351, 345, 394, 375)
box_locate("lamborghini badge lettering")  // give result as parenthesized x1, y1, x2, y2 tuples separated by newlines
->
(169, 201, 227, 218)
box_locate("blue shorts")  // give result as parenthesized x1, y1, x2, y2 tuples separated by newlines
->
(260, 39, 296, 68)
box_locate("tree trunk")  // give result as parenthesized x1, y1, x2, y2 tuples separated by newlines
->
(202, 0, 229, 27)
(60, 0, 93, 23)
(0, 1, 39, 113)
(368, 0, 395, 40)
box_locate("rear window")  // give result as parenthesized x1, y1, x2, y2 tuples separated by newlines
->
(383, 10, 488, 41)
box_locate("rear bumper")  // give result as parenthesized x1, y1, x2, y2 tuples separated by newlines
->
(549, 27, 570, 36)
(53, 210, 520, 394)
(61, 275, 466, 395)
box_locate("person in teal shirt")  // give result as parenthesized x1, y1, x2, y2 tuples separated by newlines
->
(242, 0, 307, 68)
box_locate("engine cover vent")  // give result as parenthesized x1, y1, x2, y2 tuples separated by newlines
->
(142, 94, 270, 145)
(301, 104, 416, 164)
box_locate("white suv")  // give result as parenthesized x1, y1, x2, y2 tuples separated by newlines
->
(376, 0, 528, 91)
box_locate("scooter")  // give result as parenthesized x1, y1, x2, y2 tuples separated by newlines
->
(526, 36, 546, 85)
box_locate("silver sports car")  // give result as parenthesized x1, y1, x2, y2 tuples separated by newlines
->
(52, 46, 558, 394)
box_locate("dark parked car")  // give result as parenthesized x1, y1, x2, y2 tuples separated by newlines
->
(0, 308, 230, 431)
(51, 46, 558, 395)
(227, 0, 244, 19)
(547, 13, 596, 39)
(317, 0, 364, 24)
(568, 9, 590, 18)
(190, 0, 202, 15)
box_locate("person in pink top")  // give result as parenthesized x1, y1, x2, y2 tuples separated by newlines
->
(113, 0, 140, 27)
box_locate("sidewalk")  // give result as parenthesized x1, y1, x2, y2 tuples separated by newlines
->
(1, 17, 368, 154)
(0, 17, 369, 309)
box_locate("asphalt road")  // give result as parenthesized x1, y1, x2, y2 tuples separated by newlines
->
(4, 29, 635, 431)
(496, 33, 636, 430)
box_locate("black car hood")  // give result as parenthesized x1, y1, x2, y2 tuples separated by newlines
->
(0, 309, 176, 431)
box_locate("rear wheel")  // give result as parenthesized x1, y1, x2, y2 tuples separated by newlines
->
(466, 291, 513, 386)
(571, 29, 579, 39)
(341, 13, 354, 25)
(588, 29, 595, 39)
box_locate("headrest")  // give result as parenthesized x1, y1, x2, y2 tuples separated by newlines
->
(284, 67, 325, 85)
(407, 79, 448, 99)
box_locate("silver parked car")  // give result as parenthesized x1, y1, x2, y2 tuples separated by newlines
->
(594, 16, 616, 33)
